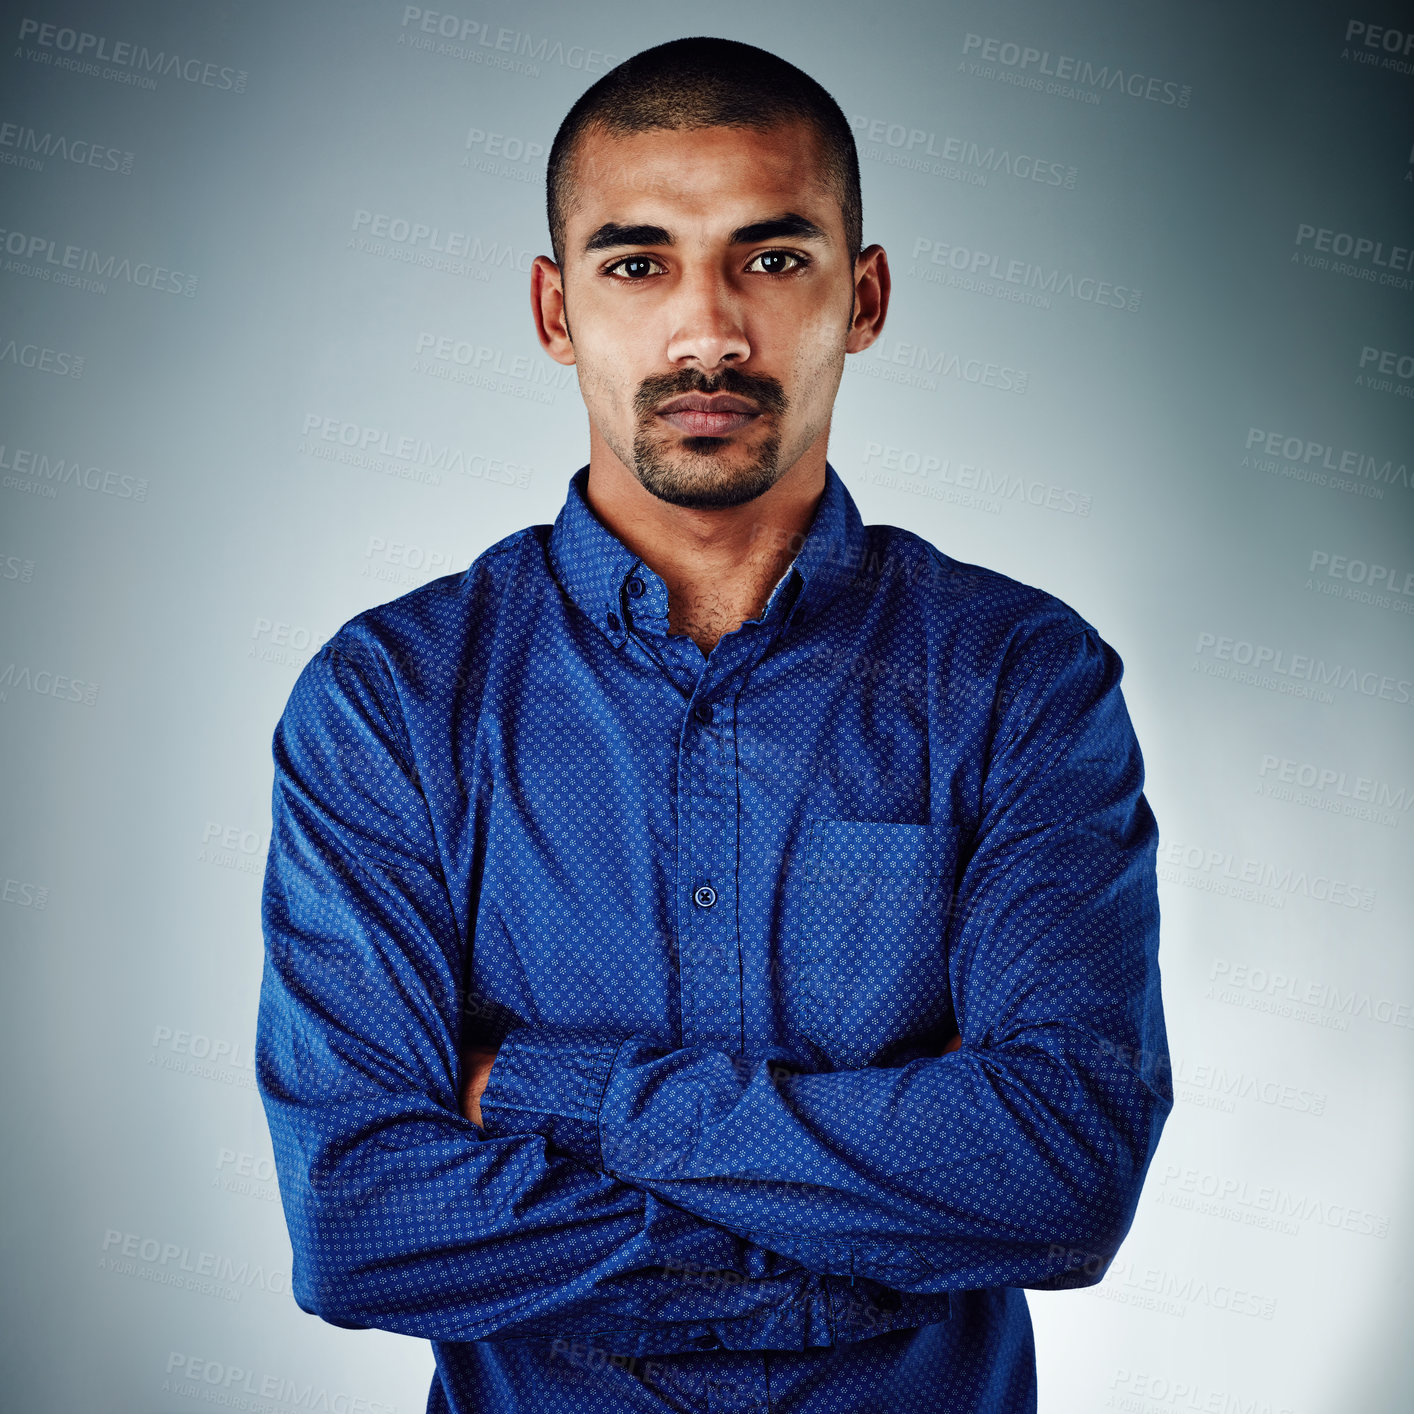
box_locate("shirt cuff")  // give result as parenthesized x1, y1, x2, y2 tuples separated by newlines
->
(477, 1025, 624, 1170)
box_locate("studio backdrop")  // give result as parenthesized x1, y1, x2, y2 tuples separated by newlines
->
(1, 1, 1411, 1411)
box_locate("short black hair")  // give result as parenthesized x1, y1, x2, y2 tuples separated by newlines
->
(546, 37, 862, 268)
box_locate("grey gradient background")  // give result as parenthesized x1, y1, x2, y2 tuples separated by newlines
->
(1, 2, 1411, 1410)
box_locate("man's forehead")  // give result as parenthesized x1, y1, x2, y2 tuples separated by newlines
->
(564, 121, 839, 240)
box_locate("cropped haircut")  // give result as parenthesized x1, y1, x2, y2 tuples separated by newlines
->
(546, 37, 863, 268)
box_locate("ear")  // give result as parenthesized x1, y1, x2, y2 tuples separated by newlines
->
(845, 244, 890, 354)
(531, 255, 576, 365)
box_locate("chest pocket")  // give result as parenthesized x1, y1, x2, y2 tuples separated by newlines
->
(796, 818, 959, 1069)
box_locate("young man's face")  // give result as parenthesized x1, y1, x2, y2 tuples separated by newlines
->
(535, 120, 887, 510)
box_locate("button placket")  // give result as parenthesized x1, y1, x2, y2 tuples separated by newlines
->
(676, 642, 755, 1052)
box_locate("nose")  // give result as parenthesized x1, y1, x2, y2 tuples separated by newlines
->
(664, 264, 750, 371)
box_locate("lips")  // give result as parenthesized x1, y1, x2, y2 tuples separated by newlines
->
(655, 393, 761, 438)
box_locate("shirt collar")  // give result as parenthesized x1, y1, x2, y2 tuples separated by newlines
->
(546, 462, 868, 648)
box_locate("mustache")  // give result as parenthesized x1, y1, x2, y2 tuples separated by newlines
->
(633, 367, 788, 420)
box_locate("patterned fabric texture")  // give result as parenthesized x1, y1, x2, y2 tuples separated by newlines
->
(257, 462, 1171, 1413)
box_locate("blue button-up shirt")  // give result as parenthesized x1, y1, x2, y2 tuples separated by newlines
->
(257, 462, 1170, 1414)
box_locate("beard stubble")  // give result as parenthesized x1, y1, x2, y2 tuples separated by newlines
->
(629, 367, 790, 510)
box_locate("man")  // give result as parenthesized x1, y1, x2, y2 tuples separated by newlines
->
(257, 36, 1170, 1414)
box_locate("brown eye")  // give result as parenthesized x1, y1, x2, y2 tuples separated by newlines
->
(747, 250, 804, 274)
(608, 256, 662, 279)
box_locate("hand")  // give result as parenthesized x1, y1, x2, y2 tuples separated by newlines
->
(942, 1032, 962, 1054)
(459, 1045, 501, 1128)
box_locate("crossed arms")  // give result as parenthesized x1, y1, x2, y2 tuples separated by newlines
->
(256, 623, 1170, 1348)
(460, 1027, 964, 1129)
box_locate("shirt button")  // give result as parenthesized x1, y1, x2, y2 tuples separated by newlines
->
(693, 885, 717, 909)
(692, 1332, 720, 1349)
(627, 576, 645, 598)
(693, 700, 714, 725)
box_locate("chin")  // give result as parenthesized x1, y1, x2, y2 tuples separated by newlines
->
(628, 423, 786, 510)
(638, 453, 783, 509)
(679, 436, 733, 457)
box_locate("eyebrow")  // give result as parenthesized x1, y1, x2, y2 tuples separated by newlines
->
(729, 214, 828, 245)
(584, 222, 671, 252)
(582, 212, 828, 253)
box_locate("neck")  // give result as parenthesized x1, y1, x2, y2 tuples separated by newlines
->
(584, 433, 827, 656)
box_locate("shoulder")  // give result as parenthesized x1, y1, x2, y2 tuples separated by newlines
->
(278, 527, 545, 740)
(864, 522, 1101, 673)
(861, 526, 1135, 763)
(319, 526, 541, 683)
